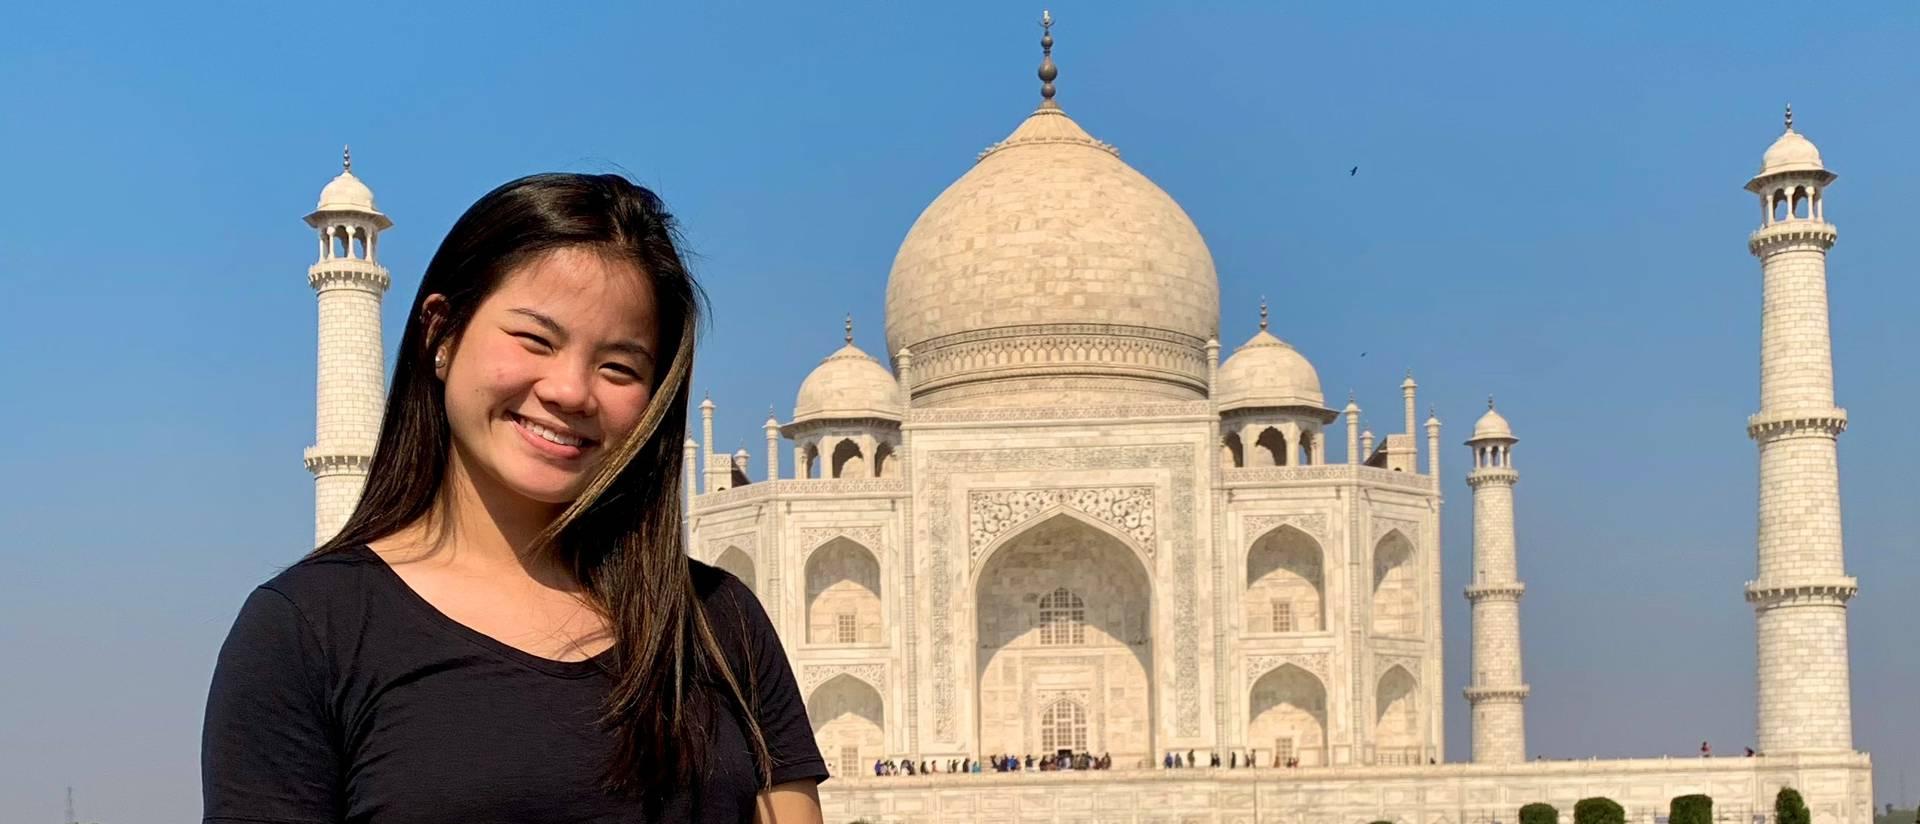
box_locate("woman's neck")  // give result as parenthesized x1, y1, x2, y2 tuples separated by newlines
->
(390, 448, 576, 590)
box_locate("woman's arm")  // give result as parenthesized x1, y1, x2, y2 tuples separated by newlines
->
(755, 779, 823, 824)
(203, 586, 343, 822)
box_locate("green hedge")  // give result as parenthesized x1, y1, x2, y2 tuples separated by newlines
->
(1776, 788, 1810, 824)
(1521, 802, 1559, 824)
(1672, 794, 1713, 824)
(1576, 797, 1625, 824)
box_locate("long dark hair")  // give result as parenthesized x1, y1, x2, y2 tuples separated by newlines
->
(313, 173, 770, 798)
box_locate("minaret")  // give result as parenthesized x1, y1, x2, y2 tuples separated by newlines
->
(1464, 398, 1529, 764)
(682, 436, 698, 506)
(303, 147, 392, 546)
(1344, 393, 1361, 464)
(764, 408, 781, 481)
(699, 393, 724, 493)
(1743, 106, 1856, 755)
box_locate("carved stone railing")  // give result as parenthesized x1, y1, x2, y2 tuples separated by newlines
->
(693, 478, 909, 510)
(1222, 465, 1433, 491)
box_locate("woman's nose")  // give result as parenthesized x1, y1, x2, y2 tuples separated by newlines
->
(533, 359, 595, 414)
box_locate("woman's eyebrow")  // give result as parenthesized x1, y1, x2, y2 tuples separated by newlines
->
(606, 340, 655, 362)
(508, 307, 566, 337)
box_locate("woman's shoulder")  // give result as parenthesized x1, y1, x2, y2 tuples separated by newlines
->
(236, 545, 390, 638)
(257, 545, 386, 603)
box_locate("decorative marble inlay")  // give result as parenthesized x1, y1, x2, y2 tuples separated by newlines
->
(924, 444, 1201, 739)
(1242, 512, 1330, 542)
(969, 486, 1156, 561)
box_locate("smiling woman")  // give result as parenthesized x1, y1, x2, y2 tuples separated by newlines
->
(201, 174, 827, 823)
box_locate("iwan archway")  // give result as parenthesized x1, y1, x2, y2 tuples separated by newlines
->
(972, 511, 1153, 764)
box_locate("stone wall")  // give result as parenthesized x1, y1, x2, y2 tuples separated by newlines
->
(819, 753, 1871, 824)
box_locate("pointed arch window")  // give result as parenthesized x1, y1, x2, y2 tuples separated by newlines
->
(1040, 699, 1088, 752)
(1038, 587, 1086, 646)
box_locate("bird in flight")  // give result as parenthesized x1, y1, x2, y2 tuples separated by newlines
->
(1349, 166, 1359, 176)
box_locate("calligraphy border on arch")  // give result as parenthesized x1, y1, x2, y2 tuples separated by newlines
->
(923, 444, 1200, 740)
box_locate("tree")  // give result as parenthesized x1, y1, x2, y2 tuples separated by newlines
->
(1521, 802, 1560, 824)
(1776, 788, 1810, 824)
(1576, 797, 1626, 824)
(1672, 794, 1714, 824)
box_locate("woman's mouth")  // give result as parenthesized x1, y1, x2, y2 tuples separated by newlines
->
(507, 412, 595, 459)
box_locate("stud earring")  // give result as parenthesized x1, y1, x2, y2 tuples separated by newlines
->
(434, 349, 447, 370)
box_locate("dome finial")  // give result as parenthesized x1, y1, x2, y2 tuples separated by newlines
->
(1487, 394, 1496, 410)
(1258, 296, 1269, 331)
(1037, 10, 1059, 109)
(1784, 103, 1794, 132)
(844, 313, 854, 345)
(342, 145, 352, 173)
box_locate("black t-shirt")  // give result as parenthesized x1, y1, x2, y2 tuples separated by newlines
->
(201, 546, 826, 823)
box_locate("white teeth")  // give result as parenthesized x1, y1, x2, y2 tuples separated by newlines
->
(517, 415, 585, 447)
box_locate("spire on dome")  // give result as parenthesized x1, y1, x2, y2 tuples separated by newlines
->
(1258, 296, 1269, 331)
(1038, 10, 1059, 109)
(343, 145, 352, 173)
(1784, 103, 1793, 132)
(845, 314, 855, 345)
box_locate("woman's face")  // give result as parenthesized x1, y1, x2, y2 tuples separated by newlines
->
(436, 246, 661, 507)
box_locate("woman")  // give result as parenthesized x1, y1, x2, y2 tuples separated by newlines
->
(202, 174, 827, 822)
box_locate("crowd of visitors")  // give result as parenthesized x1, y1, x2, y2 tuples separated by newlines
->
(857, 747, 1339, 776)
(868, 752, 1117, 776)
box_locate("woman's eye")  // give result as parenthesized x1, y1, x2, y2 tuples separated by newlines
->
(602, 363, 642, 381)
(512, 332, 553, 351)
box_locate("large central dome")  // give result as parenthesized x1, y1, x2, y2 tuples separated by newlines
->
(883, 96, 1220, 407)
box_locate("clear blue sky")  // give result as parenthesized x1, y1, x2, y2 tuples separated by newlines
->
(1, 2, 1914, 821)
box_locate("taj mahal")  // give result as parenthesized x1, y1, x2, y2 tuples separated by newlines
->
(292, 16, 1873, 824)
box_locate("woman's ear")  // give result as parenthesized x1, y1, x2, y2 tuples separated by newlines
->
(420, 294, 452, 380)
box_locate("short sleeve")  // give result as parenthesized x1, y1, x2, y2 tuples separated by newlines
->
(719, 577, 828, 788)
(202, 586, 343, 823)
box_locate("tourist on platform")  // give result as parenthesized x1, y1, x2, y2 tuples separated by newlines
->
(201, 174, 827, 822)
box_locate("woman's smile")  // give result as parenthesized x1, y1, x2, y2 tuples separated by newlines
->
(506, 410, 596, 460)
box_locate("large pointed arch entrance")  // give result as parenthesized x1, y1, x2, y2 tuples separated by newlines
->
(973, 511, 1153, 764)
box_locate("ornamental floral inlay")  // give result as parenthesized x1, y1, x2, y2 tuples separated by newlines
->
(1375, 654, 1424, 682)
(1243, 513, 1330, 542)
(1247, 653, 1331, 683)
(1373, 517, 1421, 545)
(704, 532, 756, 561)
(968, 486, 1156, 562)
(800, 662, 886, 696)
(798, 526, 886, 556)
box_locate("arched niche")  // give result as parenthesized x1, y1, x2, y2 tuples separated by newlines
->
(805, 537, 882, 645)
(974, 512, 1152, 765)
(1249, 663, 1328, 767)
(1371, 530, 1418, 637)
(831, 438, 866, 479)
(714, 545, 755, 593)
(1373, 665, 1421, 765)
(1246, 524, 1325, 633)
(808, 673, 884, 777)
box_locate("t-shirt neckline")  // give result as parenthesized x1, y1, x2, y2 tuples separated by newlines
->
(349, 544, 617, 679)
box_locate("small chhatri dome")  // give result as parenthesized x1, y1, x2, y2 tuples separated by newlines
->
(1757, 105, 1826, 177)
(1469, 397, 1516, 442)
(314, 145, 385, 216)
(793, 319, 904, 425)
(1215, 305, 1328, 414)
